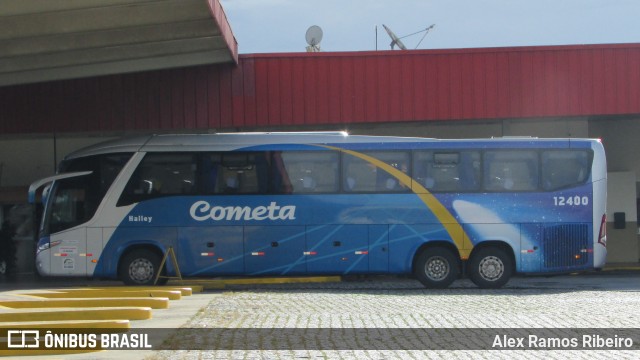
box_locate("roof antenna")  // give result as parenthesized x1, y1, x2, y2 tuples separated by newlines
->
(382, 24, 436, 50)
(382, 24, 407, 50)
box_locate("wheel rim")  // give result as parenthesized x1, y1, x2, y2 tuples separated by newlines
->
(128, 258, 154, 283)
(478, 256, 504, 282)
(424, 256, 450, 281)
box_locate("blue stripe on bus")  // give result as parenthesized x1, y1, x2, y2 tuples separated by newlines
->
(93, 183, 593, 279)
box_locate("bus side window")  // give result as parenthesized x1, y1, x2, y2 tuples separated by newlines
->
(373, 151, 410, 192)
(541, 150, 591, 191)
(274, 151, 339, 194)
(413, 151, 480, 192)
(484, 151, 538, 192)
(200, 154, 222, 194)
(413, 151, 436, 190)
(117, 153, 197, 206)
(343, 151, 410, 193)
(219, 152, 269, 194)
(458, 152, 481, 190)
(343, 154, 377, 192)
(432, 152, 461, 192)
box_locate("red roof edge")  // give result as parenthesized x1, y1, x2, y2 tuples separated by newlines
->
(207, 0, 239, 64)
(239, 42, 640, 60)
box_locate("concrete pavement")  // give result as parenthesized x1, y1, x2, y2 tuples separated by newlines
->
(0, 266, 639, 359)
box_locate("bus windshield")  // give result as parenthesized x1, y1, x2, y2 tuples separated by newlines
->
(42, 153, 132, 235)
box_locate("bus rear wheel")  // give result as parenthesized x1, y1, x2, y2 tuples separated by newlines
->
(414, 247, 459, 289)
(468, 247, 512, 289)
(119, 249, 165, 286)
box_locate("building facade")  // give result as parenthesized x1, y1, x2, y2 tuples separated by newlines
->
(1, 12, 639, 266)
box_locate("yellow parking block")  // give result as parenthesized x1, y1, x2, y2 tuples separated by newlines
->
(0, 307, 152, 322)
(0, 297, 169, 309)
(26, 289, 182, 301)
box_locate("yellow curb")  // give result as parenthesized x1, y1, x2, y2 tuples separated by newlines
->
(217, 276, 342, 285)
(602, 266, 640, 271)
(25, 290, 182, 301)
(0, 307, 152, 322)
(68, 286, 201, 295)
(163, 276, 341, 290)
(158, 285, 202, 294)
(0, 319, 130, 329)
(167, 280, 226, 290)
(0, 297, 169, 310)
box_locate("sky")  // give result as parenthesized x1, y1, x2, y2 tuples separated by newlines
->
(219, 0, 640, 54)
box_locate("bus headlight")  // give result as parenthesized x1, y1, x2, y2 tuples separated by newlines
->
(37, 240, 61, 254)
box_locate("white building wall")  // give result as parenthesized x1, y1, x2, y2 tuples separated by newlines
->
(0, 135, 117, 187)
(0, 138, 54, 187)
(606, 172, 639, 263)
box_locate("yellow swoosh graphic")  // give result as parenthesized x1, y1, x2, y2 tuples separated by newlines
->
(322, 145, 473, 259)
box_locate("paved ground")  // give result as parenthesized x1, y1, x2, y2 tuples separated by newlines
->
(152, 272, 640, 359)
(3, 271, 640, 359)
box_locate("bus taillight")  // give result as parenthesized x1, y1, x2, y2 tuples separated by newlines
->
(598, 214, 607, 247)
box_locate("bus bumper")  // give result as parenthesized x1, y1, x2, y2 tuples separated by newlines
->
(35, 236, 52, 276)
(593, 239, 607, 269)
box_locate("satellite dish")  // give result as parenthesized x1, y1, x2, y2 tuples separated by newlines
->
(305, 25, 323, 52)
(305, 25, 323, 46)
(382, 24, 407, 50)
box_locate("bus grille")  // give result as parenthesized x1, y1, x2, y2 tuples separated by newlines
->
(543, 224, 589, 269)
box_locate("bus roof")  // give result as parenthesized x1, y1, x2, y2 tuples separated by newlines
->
(64, 132, 600, 160)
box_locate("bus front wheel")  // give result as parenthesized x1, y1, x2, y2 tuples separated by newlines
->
(119, 249, 164, 286)
(414, 247, 459, 289)
(468, 247, 512, 289)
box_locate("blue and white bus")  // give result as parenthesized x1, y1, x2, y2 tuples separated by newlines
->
(29, 132, 607, 288)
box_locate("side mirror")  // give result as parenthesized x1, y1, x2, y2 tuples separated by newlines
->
(41, 184, 51, 205)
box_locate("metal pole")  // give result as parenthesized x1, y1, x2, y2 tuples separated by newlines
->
(375, 25, 378, 51)
(53, 133, 57, 172)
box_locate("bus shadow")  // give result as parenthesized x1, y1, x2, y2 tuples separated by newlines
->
(1, 273, 638, 295)
(216, 273, 640, 295)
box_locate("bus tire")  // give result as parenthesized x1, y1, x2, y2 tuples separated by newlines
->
(414, 247, 459, 289)
(468, 247, 512, 289)
(119, 249, 163, 286)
